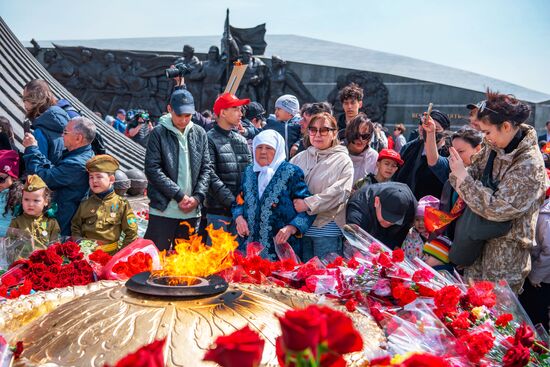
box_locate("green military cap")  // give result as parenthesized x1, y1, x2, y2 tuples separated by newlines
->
(86, 155, 120, 174)
(24, 174, 48, 192)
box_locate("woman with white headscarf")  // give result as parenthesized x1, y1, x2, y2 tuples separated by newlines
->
(233, 130, 315, 260)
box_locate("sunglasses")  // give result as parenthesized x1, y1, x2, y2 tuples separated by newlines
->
(477, 100, 499, 115)
(308, 127, 336, 136)
(0, 175, 10, 184)
(354, 133, 372, 141)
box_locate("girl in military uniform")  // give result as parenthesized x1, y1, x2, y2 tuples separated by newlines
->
(71, 155, 138, 254)
(9, 174, 60, 253)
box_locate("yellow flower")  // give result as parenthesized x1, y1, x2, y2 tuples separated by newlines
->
(471, 306, 487, 319)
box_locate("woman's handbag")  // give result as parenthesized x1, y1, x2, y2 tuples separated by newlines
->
(449, 151, 512, 266)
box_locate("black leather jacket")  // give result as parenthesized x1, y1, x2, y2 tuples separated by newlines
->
(205, 124, 252, 215)
(145, 123, 211, 211)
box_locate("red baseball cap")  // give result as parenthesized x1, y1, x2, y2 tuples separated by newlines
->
(377, 148, 404, 166)
(213, 93, 250, 116)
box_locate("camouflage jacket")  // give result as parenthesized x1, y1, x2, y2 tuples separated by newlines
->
(449, 124, 547, 292)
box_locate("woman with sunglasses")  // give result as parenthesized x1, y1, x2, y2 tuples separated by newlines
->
(21, 79, 69, 165)
(291, 112, 354, 261)
(344, 113, 378, 186)
(448, 90, 547, 293)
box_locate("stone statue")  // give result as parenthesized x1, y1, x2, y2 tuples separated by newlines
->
(43, 49, 75, 87)
(236, 44, 267, 105)
(174, 44, 203, 108)
(326, 71, 389, 124)
(74, 49, 103, 111)
(267, 55, 314, 112)
(93, 52, 124, 112)
(122, 56, 162, 116)
(193, 46, 226, 112)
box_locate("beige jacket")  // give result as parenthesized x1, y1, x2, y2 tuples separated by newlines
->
(450, 124, 547, 293)
(290, 145, 354, 228)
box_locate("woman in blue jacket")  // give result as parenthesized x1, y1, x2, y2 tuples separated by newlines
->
(22, 79, 69, 164)
(233, 130, 315, 260)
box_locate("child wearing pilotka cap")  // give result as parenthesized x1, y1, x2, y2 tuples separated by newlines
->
(9, 174, 60, 253)
(71, 155, 138, 254)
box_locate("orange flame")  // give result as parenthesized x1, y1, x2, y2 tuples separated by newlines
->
(151, 224, 238, 281)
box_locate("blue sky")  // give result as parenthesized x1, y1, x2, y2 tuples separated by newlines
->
(2, 0, 550, 94)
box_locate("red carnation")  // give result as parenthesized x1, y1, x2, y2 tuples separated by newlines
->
(377, 252, 393, 268)
(457, 331, 495, 364)
(347, 257, 360, 269)
(502, 344, 531, 367)
(391, 248, 404, 262)
(465, 281, 496, 308)
(412, 269, 434, 283)
(368, 242, 382, 254)
(433, 285, 462, 318)
(495, 313, 514, 328)
(345, 299, 357, 312)
(401, 353, 450, 367)
(203, 326, 264, 367)
(327, 256, 344, 268)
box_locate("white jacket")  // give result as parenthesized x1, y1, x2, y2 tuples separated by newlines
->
(290, 145, 354, 228)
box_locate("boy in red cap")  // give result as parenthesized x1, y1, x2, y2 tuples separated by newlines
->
(0, 150, 20, 237)
(353, 148, 403, 190)
(206, 93, 252, 234)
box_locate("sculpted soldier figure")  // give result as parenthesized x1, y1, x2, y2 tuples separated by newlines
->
(75, 49, 103, 111)
(94, 52, 124, 112)
(174, 45, 203, 106)
(267, 55, 314, 112)
(237, 45, 267, 104)
(194, 46, 226, 111)
(43, 50, 75, 87)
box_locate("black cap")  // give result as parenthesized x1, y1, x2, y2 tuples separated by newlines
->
(245, 102, 266, 121)
(430, 110, 451, 130)
(377, 185, 415, 226)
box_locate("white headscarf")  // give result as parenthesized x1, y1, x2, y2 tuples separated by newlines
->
(252, 130, 287, 198)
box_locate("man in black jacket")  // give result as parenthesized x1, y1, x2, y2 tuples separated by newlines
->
(144, 89, 211, 250)
(205, 93, 252, 233)
(346, 182, 417, 249)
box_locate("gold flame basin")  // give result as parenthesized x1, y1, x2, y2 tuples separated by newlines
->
(3, 282, 385, 366)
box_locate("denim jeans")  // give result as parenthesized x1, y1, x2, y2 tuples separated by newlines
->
(301, 235, 343, 262)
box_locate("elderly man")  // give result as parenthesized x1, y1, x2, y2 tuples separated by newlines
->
(23, 116, 95, 235)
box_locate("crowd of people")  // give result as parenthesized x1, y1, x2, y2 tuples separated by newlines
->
(1, 77, 549, 330)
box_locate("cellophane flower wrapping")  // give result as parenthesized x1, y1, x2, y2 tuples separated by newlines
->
(0, 229, 34, 271)
(133, 202, 149, 239)
(100, 239, 160, 280)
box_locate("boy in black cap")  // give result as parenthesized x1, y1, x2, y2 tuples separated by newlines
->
(346, 182, 417, 249)
(144, 89, 211, 251)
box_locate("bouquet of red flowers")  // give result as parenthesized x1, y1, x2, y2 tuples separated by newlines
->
(1, 240, 94, 295)
(100, 239, 160, 280)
